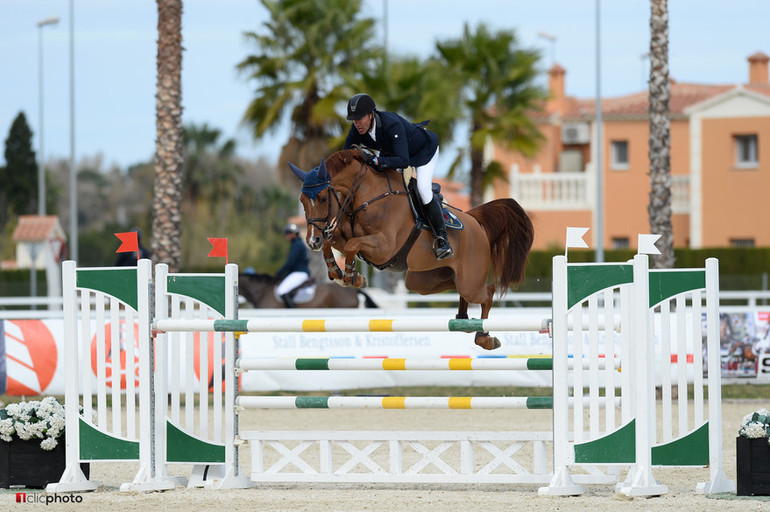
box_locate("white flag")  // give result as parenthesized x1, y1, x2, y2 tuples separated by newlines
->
(565, 227, 589, 249)
(638, 234, 662, 255)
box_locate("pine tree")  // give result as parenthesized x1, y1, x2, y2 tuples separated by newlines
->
(1, 112, 38, 217)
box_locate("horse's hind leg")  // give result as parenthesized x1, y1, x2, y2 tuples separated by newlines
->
(474, 283, 501, 351)
(456, 297, 469, 319)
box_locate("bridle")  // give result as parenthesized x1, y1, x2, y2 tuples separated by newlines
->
(305, 159, 408, 244)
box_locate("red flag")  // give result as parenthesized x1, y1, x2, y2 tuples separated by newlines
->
(207, 237, 228, 264)
(115, 231, 139, 261)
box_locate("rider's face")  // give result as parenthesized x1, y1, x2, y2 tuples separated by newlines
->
(353, 113, 373, 135)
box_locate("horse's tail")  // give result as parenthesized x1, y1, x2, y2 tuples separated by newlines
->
(357, 290, 379, 308)
(466, 198, 534, 295)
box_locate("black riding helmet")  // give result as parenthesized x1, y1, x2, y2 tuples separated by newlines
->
(346, 93, 376, 121)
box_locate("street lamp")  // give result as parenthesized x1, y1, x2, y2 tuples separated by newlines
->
(68, 0, 78, 261)
(37, 15, 59, 216)
(595, 0, 604, 262)
(537, 31, 557, 67)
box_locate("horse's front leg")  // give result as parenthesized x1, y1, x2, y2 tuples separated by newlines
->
(474, 283, 501, 351)
(341, 233, 392, 289)
(322, 243, 345, 284)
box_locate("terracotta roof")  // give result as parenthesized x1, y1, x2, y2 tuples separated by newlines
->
(11, 215, 63, 242)
(549, 82, 739, 121)
(746, 83, 770, 96)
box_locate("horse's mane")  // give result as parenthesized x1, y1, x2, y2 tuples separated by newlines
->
(325, 149, 363, 176)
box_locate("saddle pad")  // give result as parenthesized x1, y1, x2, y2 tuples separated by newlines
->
(273, 282, 317, 304)
(442, 207, 464, 230)
(401, 168, 464, 231)
(292, 283, 316, 304)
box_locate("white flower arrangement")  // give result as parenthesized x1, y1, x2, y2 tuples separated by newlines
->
(739, 408, 770, 444)
(0, 397, 66, 451)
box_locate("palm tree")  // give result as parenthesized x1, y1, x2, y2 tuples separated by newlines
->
(648, 0, 674, 268)
(182, 123, 241, 203)
(345, 56, 462, 159)
(153, 0, 184, 271)
(238, 0, 380, 180)
(437, 23, 548, 207)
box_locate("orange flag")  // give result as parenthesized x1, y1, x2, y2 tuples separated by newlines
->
(115, 231, 139, 261)
(207, 237, 228, 264)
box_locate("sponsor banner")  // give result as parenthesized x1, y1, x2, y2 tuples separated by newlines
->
(2, 308, 770, 394)
(0, 317, 555, 394)
(720, 310, 770, 378)
(3, 319, 62, 395)
(238, 329, 554, 391)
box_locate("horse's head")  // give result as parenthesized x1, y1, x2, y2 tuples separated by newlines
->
(238, 271, 277, 307)
(290, 151, 371, 250)
(289, 158, 339, 250)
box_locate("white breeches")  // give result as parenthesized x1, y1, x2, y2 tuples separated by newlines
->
(276, 271, 310, 296)
(415, 147, 439, 205)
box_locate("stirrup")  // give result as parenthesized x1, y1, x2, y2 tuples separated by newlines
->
(432, 238, 453, 260)
(280, 293, 296, 308)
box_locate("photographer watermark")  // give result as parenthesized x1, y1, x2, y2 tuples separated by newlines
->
(15, 493, 84, 505)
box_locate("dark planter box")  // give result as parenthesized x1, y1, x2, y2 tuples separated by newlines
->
(0, 436, 89, 489)
(737, 436, 770, 496)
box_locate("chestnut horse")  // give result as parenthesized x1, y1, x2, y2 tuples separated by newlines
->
(289, 149, 534, 350)
(239, 272, 378, 309)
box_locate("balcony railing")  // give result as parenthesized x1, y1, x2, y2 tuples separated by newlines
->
(509, 164, 690, 213)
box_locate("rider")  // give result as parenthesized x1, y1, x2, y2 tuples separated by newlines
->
(274, 223, 311, 308)
(342, 93, 453, 260)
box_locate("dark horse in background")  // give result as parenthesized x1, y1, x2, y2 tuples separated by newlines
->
(239, 271, 378, 309)
(289, 149, 534, 350)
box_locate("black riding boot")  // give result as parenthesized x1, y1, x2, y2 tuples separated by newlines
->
(280, 293, 296, 308)
(423, 197, 454, 260)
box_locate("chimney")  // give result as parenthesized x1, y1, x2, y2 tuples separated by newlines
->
(547, 63, 566, 114)
(748, 52, 769, 85)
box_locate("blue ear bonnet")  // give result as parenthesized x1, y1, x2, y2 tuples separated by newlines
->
(302, 166, 331, 200)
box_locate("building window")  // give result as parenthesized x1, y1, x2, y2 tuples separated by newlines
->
(730, 238, 755, 248)
(612, 237, 629, 249)
(734, 134, 758, 168)
(610, 140, 629, 170)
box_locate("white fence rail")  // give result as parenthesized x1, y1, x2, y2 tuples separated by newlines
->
(2, 289, 770, 319)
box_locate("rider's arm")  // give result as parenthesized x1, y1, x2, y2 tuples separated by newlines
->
(375, 120, 410, 170)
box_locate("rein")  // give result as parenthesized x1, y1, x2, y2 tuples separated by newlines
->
(319, 161, 409, 243)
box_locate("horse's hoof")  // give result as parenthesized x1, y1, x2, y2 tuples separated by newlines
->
(344, 273, 367, 288)
(474, 333, 501, 351)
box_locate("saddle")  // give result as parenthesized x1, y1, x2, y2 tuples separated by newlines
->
(354, 145, 462, 230)
(277, 277, 317, 304)
(401, 167, 464, 231)
(354, 159, 464, 272)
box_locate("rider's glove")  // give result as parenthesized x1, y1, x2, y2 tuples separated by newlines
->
(362, 151, 379, 169)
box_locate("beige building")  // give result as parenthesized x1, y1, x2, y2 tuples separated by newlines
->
(491, 52, 770, 251)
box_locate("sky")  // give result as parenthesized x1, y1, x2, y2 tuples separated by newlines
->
(1, 0, 768, 173)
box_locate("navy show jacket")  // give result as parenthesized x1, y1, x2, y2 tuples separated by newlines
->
(343, 110, 439, 170)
